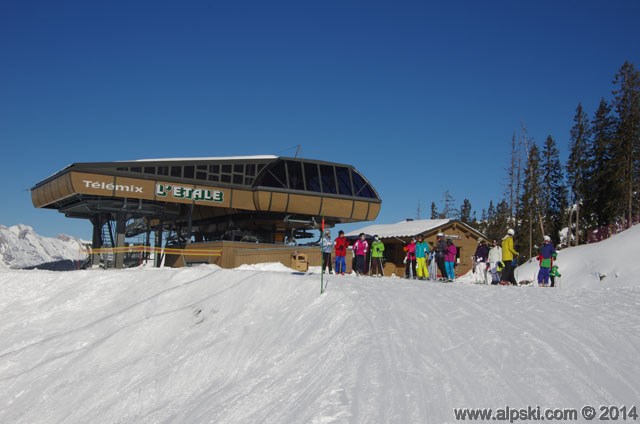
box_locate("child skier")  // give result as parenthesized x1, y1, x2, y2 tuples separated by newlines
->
(550, 253, 561, 287)
(537, 235, 556, 287)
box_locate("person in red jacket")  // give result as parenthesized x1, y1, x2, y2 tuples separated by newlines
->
(334, 230, 350, 275)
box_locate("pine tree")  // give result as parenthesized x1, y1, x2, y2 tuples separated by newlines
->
(541, 135, 568, 245)
(484, 201, 496, 239)
(612, 61, 640, 227)
(476, 208, 488, 235)
(483, 199, 512, 244)
(430, 202, 438, 219)
(460, 199, 472, 224)
(494, 200, 511, 241)
(567, 103, 591, 245)
(520, 143, 543, 259)
(588, 99, 618, 228)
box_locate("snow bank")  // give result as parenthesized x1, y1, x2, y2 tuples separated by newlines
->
(516, 223, 640, 289)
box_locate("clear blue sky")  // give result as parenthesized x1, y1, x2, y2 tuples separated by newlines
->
(1, 0, 639, 239)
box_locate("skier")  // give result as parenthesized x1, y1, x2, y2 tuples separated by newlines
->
(415, 235, 430, 280)
(434, 233, 448, 281)
(500, 229, 519, 286)
(333, 230, 350, 275)
(320, 230, 333, 274)
(444, 238, 457, 282)
(537, 235, 556, 287)
(473, 238, 490, 284)
(428, 250, 438, 281)
(550, 255, 561, 287)
(403, 237, 417, 279)
(487, 239, 502, 285)
(370, 235, 385, 277)
(352, 233, 369, 276)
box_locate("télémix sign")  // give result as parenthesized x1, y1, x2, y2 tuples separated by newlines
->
(82, 180, 144, 193)
(81, 179, 224, 203)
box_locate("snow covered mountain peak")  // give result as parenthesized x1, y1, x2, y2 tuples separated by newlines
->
(0, 224, 87, 269)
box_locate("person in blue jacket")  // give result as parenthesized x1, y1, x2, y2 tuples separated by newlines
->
(415, 235, 430, 280)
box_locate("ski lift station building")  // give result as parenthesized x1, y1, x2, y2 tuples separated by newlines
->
(31, 155, 381, 269)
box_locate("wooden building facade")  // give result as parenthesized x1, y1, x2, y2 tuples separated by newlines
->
(348, 219, 487, 278)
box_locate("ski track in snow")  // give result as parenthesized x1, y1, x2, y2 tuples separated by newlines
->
(1, 265, 639, 424)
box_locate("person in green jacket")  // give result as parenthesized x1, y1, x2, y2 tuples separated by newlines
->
(370, 235, 385, 277)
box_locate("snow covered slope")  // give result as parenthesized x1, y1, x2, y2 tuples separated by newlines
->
(0, 225, 87, 269)
(0, 226, 639, 423)
(515, 223, 640, 289)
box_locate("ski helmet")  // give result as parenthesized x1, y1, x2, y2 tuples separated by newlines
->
(507, 228, 514, 236)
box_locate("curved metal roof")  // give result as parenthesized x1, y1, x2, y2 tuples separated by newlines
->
(33, 156, 380, 202)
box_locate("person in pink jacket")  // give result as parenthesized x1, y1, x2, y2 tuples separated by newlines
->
(444, 238, 457, 282)
(404, 237, 417, 279)
(352, 233, 369, 276)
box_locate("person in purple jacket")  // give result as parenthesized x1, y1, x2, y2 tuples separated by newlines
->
(473, 238, 490, 284)
(444, 238, 457, 282)
(537, 235, 556, 287)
